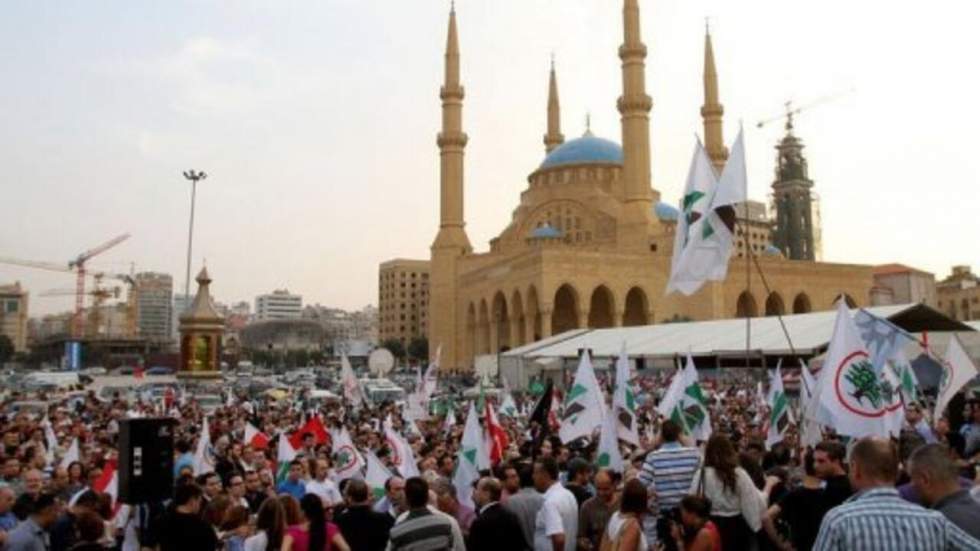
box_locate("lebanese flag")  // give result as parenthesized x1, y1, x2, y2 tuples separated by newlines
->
(93, 461, 121, 518)
(485, 400, 509, 465)
(244, 422, 270, 450)
(288, 416, 331, 449)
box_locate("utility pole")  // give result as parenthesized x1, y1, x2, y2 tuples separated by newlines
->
(181, 170, 207, 308)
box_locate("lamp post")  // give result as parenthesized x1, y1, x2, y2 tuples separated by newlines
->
(181, 170, 207, 304)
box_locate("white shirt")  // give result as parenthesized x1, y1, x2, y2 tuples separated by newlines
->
(534, 482, 578, 551)
(689, 466, 766, 531)
(606, 512, 648, 551)
(305, 478, 343, 506)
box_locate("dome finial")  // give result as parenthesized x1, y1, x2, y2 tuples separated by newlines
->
(584, 112, 593, 137)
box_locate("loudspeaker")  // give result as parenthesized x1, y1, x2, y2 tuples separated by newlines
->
(118, 418, 176, 504)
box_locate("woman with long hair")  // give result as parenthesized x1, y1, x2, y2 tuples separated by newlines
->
(220, 505, 252, 551)
(281, 494, 349, 551)
(245, 498, 286, 551)
(689, 435, 765, 551)
(668, 496, 722, 551)
(599, 479, 648, 551)
(277, 495, 302, 527)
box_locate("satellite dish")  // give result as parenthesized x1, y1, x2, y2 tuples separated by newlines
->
(368, 349, 395, 377)
(474, 354, 498, 380)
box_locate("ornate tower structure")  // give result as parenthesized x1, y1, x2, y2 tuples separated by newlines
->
(617, 0, 657, 250)
(178, 267, 224, 380)
(701, 26, 728, 174)
(771, 116, 816, 260)
(543, 59, 565, 153)
(429, 6, 472, 369)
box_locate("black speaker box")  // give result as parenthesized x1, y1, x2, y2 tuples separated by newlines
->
(118, 418, 177, 504)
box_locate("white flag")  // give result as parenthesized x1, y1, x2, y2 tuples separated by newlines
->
(596, 410, 624, 473)
(813, 299, 889, 438)
(500, 392, 519, 419)
(443, 407, 457, 436)
(888, 348, 919, 405)
(454, 403, 488, 506)
(799, 361, 823, 449)
(59, 438, 80, 470)
(364, 450, 392, 501)
(666, 137, 719, 295)
(934, 336, 979, 421)
(276, 430, 297, 482)
(559, 350, 606, 444)
(423, 346, 441, 400)
(341, 355, 366, 407)
(193, 417, 214, 475)
(613, 344, 639, 446)
(658, 354, 712, 441)
(385, 427, 420, 479)
(766, 363, 794, 449)
(330, 427, 364, 481)
(42, 417, 58, 468)
(881, 362, 905, 438)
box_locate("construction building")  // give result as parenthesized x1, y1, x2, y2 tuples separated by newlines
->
(0, 282, 28, 353)
(133, 272, 173, 339)
(937, 266, 980, 322)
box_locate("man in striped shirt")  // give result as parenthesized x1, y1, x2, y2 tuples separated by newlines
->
(813, 437, 980, 551)
(637, 420, 701, 551)
(387, 477, 465, 551)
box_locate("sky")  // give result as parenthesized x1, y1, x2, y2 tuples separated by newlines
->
(1, 0, 978, 317)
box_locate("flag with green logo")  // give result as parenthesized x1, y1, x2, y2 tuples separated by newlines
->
(364, 450, 392, 501)
(765, 362, 793, 449)
(453, 403, 489, 506)
(658, 354, 711, 441)
(559, 350, 606, 444)
(596, 409, 624, 473)
(612, 343, 639, 446)
(887, 348, 918, 405)
(666, 137, 717, 295)
(275, 431, 297, 483)
(330, 426, 363, 482)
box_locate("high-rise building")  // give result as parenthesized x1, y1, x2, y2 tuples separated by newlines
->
(255, 290, 302, 320)
(133, 272, 173, 339)
(378, 259, 430, 347)
(770, 118, 820, 261)
(0, 282, 28, 353)
(937, 266, 980, 321)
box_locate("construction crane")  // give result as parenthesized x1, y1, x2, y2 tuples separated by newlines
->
(39, 281, 121, 338)
(92, 269, 140, 338)
(0, 233, 131, 338)
(755, 87, 856, 131)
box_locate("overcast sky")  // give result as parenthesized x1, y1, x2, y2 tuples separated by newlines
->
(2, 0, 978, 316)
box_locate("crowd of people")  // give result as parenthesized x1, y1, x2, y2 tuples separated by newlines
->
(1, 370, 980, 551)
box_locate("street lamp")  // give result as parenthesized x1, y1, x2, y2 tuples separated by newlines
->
(181, 170, 207, 304)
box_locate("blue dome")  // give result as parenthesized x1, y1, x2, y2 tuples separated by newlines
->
(531, 225, 562, 239)
(763, 244, 783, 257)
(540, 136, 624, 169)
(654, 201, 680, 222)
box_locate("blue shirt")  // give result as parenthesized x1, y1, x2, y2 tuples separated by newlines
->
(0, 511, 17, 531)
(174, 453, 194, 476)
(813, 487, 980, 551)
(277, 479, 306, 501)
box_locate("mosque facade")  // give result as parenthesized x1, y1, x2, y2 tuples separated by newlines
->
(417, 0, 871, 371)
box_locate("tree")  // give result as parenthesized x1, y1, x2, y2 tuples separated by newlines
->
(381, 339, 406, 361)
(408, 337, 429, 363)
(0, 335, 13, 365)
(661, 314, 693, 324)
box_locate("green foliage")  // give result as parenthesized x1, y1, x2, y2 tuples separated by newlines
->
(0, 335, 13, 365)
(407, 337, 429, 363)
(381, 338, 406, 360)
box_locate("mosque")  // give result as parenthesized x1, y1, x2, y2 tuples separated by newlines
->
(416, 0, 872, 371)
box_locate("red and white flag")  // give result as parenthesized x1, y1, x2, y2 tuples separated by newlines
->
(93, 460, 121, 518)
(485, 400, 509, 465)
(244, 422, 270, 450)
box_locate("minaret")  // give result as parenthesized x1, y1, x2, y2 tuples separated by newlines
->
(543, 57, 564, 153)
(430, 5, 471, 371)
(617, 0, 657, 249)
(701, 25, 728, 174)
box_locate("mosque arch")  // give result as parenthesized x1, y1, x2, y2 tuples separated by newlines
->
(526, 285, 542, 342)
(765, 292, 786, 317)
(511, 289, 526, 347)
(622, 287, 650, 326)
(492, 291, 510, 352)
(792, 293, 812, 314)
(552, 284, 581, 336)
(477, 299, 490, 355)
(587, 285, 616, 328)
(736, 291, 759, 318)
